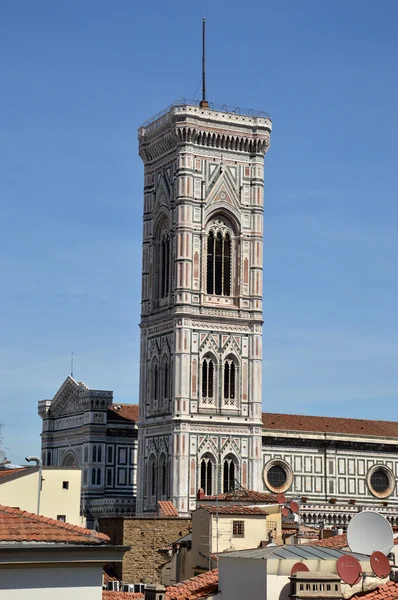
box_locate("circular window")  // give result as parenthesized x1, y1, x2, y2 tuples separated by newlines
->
(263, 459, 293, 493)
(367, 465, 395, 499)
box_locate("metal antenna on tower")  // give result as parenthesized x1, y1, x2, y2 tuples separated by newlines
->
(200, 18, 209, 108)
(71, 352, 74, 378)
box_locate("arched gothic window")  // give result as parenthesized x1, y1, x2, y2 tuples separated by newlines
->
(152, 360, 159, 409)
(96, 468, 101, 486)
(223, 358, 236, 405)
(223, 457, 236, 493)
(200, 456, 214, 496)
(91, 468, 96, 486)
(97, 445, 102, 463)
(92, 445, 97, 463)
(202, 357, 214, 404)
(154, 218, 170, 302)
(160, 356, 170, 409)
(160, 234, 170, 299)
(151, 459, 156, 497)
(46, 450, 51, 466)
(159, 454, 168, 497)
(206, 220, 232, 296)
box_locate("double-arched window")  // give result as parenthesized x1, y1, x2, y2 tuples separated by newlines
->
(206, 219, 232, 296)
(200, 355, 238, 408)
(92, 445, 102, 463)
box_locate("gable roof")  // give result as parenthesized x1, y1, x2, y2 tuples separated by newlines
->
(0, 505, 110, 544)
(199, 504, 268, 515)
(202, 489, 277, 503)
(262, 412, 398, 438)
(108, 404, 139, 423)
(166, 568, 218, 600)
(158, 500, 178, 518)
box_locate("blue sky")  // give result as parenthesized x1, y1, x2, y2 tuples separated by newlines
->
(1, 1, 398, 464)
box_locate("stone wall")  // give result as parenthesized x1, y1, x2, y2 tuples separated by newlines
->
(99, 517, 191, 584)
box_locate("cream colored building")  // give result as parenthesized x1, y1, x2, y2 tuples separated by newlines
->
(191, 504, 282, 574)
(0, 466, 83, 526)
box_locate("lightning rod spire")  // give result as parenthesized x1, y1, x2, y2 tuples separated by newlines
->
(200, 18, 209, 108)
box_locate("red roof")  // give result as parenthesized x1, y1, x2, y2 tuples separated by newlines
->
(308, 534, 348, 549)
(108, 404, 139, 423)
(202, 489, 277, 503)
(0, 505, 109, 544)
(262, 412, 398, 438)
(0, 468, 27, 478)
(199, 504, 268, 515)
(167, 568, 218, 600)
(351, 580, 398, 600)
(103, 593, 143, 600)
(158, 501, 178, 518)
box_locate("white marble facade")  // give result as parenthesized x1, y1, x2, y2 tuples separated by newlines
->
(39, 376, 138, 521)
(137, 103, 272, 515)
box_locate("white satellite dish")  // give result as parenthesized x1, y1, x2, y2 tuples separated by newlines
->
(0, 450, 6, 464)
(347, 511, 394, 556)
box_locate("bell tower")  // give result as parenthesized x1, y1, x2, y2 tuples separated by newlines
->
(136, 101, 271, 514)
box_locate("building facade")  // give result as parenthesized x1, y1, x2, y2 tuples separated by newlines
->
(38, 376, 138, 520)
(137, 101, 272, 515)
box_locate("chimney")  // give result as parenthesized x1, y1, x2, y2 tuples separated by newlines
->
(144, 583, 166, 600)
(197, 488, 205, 500)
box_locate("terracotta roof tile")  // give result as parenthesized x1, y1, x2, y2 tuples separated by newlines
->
(0, 505, 109, 544)
(108, 404, 139, 423)
(0, 468, 27, 478)
(158, 501, 178, 518)
(103, 593, 144, 600)
(351, 580, 398, 600)
(202, 489, 277, 503)
(307, 533, 348, 549)
(262, 412, 398, 438)
(166, 568, 218, 600)
(199, 504, 268, 515)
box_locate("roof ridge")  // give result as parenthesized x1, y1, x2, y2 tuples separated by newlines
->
(262, 411, 398, 426)
(0, 505, 109, 541)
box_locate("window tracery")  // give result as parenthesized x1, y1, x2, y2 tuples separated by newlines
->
(201, 356, 215, 405)
(200, 455, 214, 496)
(206, 219, 232, 296)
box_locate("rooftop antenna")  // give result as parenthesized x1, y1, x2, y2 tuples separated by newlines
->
(200, 18, 209, 108)
(70, 352, 74, 378)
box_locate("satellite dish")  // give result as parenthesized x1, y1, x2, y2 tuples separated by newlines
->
(291, 562, 310, 575)
(347, 511, 393, 556)
(290, 501, 299, 514)
(282, 507, 289, 517)
(337, 555, 362, 586)
(370, 551, 391, 578)
(276, 493, 286, 504)
(0, 450, 6, 464)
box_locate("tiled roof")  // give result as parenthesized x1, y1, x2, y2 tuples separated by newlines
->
(158, 500, 178, 518)
(262, 412, 398, 438)
(0, 468, 27, 478)
(103, 567, 119, 584)
(199, 504, 268, 515)
(308, 534, 348, 549)
(350, 580, 398, 600)
(103, 593, 144, 600)
(0, 505, 110, 544)
(202, 489, 277, 503)
(108, 404, 139, 423)
(167, 568, 219, 600)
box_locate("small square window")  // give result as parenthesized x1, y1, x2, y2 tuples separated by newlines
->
(57, 515, 66, 522)
(232, 520, 244, 538)
(62, 481, 69, 489)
